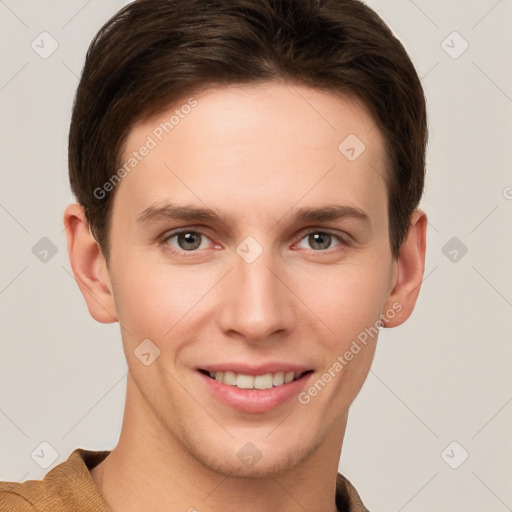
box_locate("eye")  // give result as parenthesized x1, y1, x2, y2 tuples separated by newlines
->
(296, 230, 345, 252)
(160, 227, 347, 258)
(162, 229, 214, 255)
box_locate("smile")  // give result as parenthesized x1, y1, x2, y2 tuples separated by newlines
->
(199, 369, 312, 390)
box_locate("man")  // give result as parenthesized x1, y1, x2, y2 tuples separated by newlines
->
(0, 0, 427, 510)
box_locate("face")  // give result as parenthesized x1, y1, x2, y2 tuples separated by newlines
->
(103, 81, 399, 477)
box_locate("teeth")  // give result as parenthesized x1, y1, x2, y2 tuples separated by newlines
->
(272, 371, 284, 386)
(236, 374, 254, 389)
(223, 371, 237, 385)
(206, 369, 306, 389)
(284, 371, 295, 383)
(254, 373, 273, 390)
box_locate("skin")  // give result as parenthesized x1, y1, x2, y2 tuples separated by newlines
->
(64, 81, 427, 512)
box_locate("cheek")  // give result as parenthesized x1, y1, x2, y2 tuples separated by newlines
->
(295, 271, 383, 417)
(291, 260, 387, 401)
(293, 259, 389, 339)
(112, 272, 164, 333)
(110, 258, 217, 345)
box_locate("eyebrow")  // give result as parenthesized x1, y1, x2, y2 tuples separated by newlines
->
(136, 202, 371, 228)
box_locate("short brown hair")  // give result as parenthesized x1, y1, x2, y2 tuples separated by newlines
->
(68, 0, 427, 263)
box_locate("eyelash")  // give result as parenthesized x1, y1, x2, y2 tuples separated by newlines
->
(160, 227, 348, 258)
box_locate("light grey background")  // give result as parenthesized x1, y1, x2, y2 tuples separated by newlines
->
(0, 1, 511, 511)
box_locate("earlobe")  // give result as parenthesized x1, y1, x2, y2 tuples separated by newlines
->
(383, 209, 427, 328)
(63, 203, 118, 324)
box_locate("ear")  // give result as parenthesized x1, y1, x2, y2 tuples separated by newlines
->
(63, 203, 118, 323)
(382, 208, 427, 327)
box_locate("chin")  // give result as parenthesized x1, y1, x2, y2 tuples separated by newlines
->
(178, 428, 321, 480)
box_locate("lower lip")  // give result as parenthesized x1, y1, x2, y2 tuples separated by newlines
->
(198, 371, 313, 413)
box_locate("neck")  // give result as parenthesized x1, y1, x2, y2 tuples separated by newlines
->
(91, 373, 346, 512)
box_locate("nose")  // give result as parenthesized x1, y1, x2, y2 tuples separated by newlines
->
(216, 246, 296, 344)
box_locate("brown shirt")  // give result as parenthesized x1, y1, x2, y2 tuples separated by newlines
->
(0, 449, 369, 511)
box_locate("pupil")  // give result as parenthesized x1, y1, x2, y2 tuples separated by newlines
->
(179, 232, 200, 250)
(310, 233, 330, 250)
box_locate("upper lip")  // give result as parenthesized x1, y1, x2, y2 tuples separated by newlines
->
(198, 362, 313, 376)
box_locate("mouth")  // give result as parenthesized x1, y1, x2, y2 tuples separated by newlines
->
(197, 367, 314, 413)
(198, 369, 314, 390)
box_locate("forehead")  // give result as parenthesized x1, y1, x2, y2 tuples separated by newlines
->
(113, 81, 388, 228)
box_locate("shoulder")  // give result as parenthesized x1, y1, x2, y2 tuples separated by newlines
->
(0, 480, 41, 511)
(0, 448, 111, 512)
(336, 472, 370, 512)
